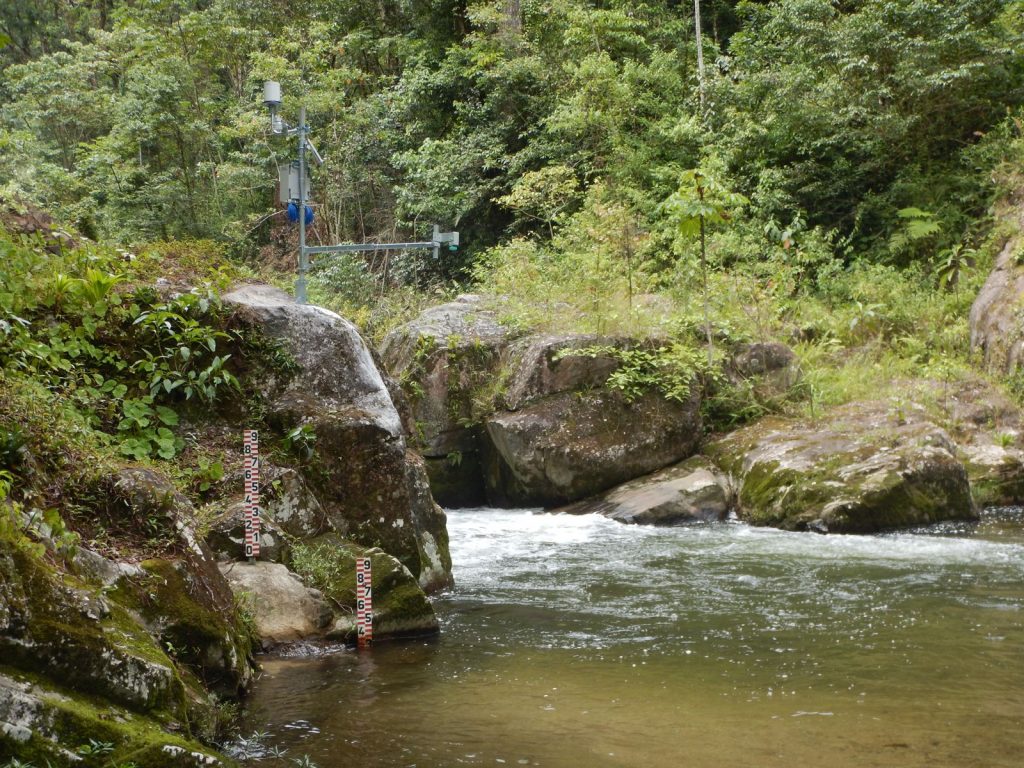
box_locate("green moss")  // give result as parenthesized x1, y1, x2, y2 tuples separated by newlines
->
(291, 534, 437, 638)
(0, 542, 188, 716)
(112, 559, 253, 696)
(963, 456, 1024, 507)
(0, 665, 235, 767)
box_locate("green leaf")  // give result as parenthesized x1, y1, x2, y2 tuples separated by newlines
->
(155, 406, 179, 426)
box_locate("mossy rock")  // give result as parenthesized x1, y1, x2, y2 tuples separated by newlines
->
(0, 540, 188, 717)
(379, 294, 518, 458)
(707, 402, 977, 533)
(112, 557, 254, 696)
(224, 285, 454, 592)
(961, 443, 1024, 506)
(291, 534, 439, 640)
(0, 667, 234, 767)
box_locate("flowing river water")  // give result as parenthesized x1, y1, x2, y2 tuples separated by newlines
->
(237, 508, 1024, 768)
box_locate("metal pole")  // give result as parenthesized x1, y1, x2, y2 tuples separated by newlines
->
(694, 0, 706, 112)
(296, 105, 309, 304)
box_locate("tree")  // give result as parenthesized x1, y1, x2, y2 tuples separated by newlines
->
(663, 168, 747, 365)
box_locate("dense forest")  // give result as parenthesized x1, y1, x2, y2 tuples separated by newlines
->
(1, 0, 1023, 459)
(2, 1, 1021, 266)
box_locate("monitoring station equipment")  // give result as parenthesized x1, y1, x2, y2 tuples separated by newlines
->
(262, 81, 459, 304)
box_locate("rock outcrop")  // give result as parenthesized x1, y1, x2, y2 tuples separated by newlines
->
(379, 294, 519, 506)
(970, 201, 1024, 373)
(382, 312, 705, 508)
(707, 401, 977, 532)
(485, 387, 702, 507)
(225, 284, 452, 591)
(558, 456, 730, 525)
(0, 538, 232, 766)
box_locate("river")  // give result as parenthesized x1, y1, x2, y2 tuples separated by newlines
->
(236, 507, 1024, 767)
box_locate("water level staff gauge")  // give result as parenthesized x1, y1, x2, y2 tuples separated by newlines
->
(262, 81, 459, 304)
(356, 557, 373, 648)
(242, 429, 261, 560)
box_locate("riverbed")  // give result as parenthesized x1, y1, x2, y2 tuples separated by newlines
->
(236, 508, 1024, 767)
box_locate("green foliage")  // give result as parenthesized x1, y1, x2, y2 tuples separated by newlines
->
(889, 207, 942, 256)
(0, 0, 1022, 432)
(565, 343, 706, 405)
(0, 228, 238, 462)
(283, 424, 317, 461)
(309, 253, 378, 306)
(663, 170, 749, 240)
(76, 738, 115, 757)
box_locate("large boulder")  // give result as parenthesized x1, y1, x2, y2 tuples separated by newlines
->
(379, 294, 519, 507)
(707, 401, 977, 533)
(217, 561, 334, 646)
(1, 470, 253, 765)
(557, 456, 730, 525)
(482, 335, 703, 507)
(970, 200, 1024, 373)
(485, 386, 702, 507)
(225, 284, 452, 591)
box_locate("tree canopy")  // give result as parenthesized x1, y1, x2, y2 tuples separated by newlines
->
(0, 0, 1021, 279)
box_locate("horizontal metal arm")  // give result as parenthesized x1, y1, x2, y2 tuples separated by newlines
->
(304, 241, 436, 255)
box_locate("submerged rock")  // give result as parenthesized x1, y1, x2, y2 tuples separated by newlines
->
(707, 402, 977, 532)
(558, 456, 730, 525)
(225, 284, 452, 591)
(380, 294, 518, 507)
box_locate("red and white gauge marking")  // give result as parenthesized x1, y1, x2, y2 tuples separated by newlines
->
(356, 557, 373, 648)
(243, 429, 261, 559)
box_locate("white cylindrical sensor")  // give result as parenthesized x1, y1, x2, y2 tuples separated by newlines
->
(263, 80, 282, 107)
